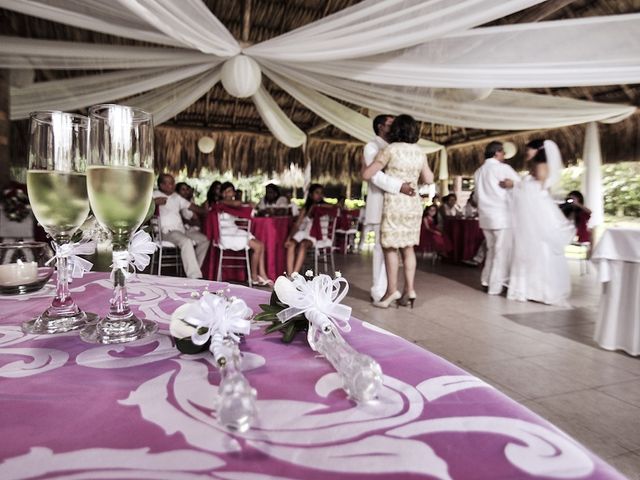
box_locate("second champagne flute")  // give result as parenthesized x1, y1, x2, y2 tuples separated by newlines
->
(81, 104, 157, 344)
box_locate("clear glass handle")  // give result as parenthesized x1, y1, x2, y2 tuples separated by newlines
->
(313, 325, 383, 403)
(214, 339, 257, 433)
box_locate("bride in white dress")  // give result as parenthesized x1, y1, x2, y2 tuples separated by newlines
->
(507, 139, 575, 307)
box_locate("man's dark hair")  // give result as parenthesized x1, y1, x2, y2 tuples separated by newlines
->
(484, 141, 504, 159)
(388, 114, 419, 144)
(372, 114, 392, 136)
(157, 173, 172, 189)
(175, 182, 188, 193)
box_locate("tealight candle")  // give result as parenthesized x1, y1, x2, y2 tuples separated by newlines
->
(0, 260, 38, 287)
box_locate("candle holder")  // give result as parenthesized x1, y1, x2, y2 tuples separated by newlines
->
(0, 242, 54, 295)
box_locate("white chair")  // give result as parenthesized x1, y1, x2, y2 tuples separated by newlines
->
(567, 241, 591, 276)
(334, 210, 361, 254)
(148, 216, 182, 276)
(214, 216, 253, 287)
(307, 213, 338, 275)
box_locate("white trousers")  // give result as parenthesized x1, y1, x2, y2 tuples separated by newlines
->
(481, 228, 511, 295)
(369, 223, 388, 301)
(165, 230, 210, 279)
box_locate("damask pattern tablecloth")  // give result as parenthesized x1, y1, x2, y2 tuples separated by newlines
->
(0, 273, 625, 479)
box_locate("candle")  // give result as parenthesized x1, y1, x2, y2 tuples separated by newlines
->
(0, 260, 38, 287)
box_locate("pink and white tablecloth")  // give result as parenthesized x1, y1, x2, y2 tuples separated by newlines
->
(0, 273, 625, 479)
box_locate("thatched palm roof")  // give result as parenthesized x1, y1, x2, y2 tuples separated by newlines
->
(2, 0, 639, 181)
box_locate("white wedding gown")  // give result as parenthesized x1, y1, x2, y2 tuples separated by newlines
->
(507, 142, 575, 307)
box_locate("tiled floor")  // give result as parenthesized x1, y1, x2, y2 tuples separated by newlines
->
(334, 251, 640, 479)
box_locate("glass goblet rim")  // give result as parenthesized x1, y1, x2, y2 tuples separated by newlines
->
(88, 104, 153, 124)
(29, 110, 90, 127)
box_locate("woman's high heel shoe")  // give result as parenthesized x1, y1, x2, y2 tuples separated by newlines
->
(372, 291, 402, 309)
(398, 291, 417, 309)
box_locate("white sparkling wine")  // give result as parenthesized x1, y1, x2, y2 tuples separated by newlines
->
(27, 170, 90, 240)
(87, 166, 154, 239)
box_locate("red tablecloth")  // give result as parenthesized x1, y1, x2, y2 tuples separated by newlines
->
(203, 211, 292, 282)
(443, 218, 485, 263)
(335, 208, 361, 253)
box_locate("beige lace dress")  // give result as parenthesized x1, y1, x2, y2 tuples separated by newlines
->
(375, 142, 427, 248)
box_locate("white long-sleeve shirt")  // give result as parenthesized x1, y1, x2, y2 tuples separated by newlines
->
(474, 158, 521, 230)
(363, 136, 403, 225)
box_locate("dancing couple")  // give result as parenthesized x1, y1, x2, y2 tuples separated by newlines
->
(362, 114, 434, 308)
(474, 140, 575, 306)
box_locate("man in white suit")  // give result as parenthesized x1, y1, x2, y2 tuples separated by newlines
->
(363, 114, 415, 302)
(473, 141, 521, 295)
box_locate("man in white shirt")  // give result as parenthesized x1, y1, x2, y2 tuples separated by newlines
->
(153, 174, 209, 279)
(362, 114, 416, 302)
(473, 141, 521, 295)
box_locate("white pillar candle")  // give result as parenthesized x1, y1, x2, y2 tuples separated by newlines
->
(0, 260, 38, 287)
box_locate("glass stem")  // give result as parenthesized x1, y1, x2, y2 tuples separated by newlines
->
(50, 250, 75, 310)
(109, 240, 132, 320)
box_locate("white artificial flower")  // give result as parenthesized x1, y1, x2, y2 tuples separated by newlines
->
(335, 271, 342, 278)
(305, 269, 314, 277)
(169, 303, 198, 339)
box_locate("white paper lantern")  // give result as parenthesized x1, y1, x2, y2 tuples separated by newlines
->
(503, 141, 517, 159)
(220, 55, 262, 98)
(197, 136, 216, 154)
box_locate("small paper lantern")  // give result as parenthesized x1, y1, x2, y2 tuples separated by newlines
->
(197, 136, 216, 154)
(503, 141, 517, 159)
(220, 55, 262, 98)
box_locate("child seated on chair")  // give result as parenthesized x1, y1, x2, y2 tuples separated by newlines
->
(284, 183, 326, 275)
(218, 182, 271, 286)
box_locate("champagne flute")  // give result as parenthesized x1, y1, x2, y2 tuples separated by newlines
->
(23, 111, 97, 334)
(80, 104, 157, 344)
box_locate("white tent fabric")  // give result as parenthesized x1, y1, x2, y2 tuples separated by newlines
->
(246, 0, 544, 62)
(10, 63, 219, 119)
(582, 122, 605, 228)
(262, 63, 636, 130)
(251, 86, 307, 148)
(0, 0, 240, 56)
(0, 37, 215, 70)
(287, 13, 640, 88)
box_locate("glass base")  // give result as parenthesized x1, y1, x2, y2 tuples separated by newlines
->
(79, 315, 157, 344)
(22, 311, 98, 335)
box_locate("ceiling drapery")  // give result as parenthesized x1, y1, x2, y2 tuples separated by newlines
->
(0, 0, 638, 158)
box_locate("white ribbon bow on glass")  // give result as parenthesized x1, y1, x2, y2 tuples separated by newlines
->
(274, 274, 352, 351)
(182, 293, 253, 363)
(47, 239, 96, 279)
(111, 230, 157, 279)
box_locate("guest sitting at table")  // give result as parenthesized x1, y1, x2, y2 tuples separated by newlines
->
(205, 180, 222, 209)
(336, 194, 347, 210)
(422, 204, 452, 255)
(218, 182, 271, 287)
(285, 183, 326, 275)
(176, 181, 202, 231)
(441, 194, 463, 217)
(257, 183, 289, 215)
(464, 191, 479, 218)
(282, 188, 300, 217)
(153, 174, 209, 279)
(560, 190, 592, 243)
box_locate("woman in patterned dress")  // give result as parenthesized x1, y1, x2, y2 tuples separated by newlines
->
(363, 115, 434, 308)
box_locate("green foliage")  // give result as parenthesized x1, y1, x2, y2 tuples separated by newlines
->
(558, 162, 640, 218)
(253, 290, 308, 343)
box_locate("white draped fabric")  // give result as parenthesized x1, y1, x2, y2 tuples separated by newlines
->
(582, 122, 605, 228)
(0, 0, 637, 149)
(288, 13, 640, 88)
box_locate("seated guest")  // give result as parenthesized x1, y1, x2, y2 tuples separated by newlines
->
(441, 193, 463, 217)
(464, 191, 479, 218)
(285, 183, 325, 275)
(176, 181, 201, 231)
(153, 174, 209, 279)
(205, 181, 222, 209)
(336, 194, 347, 210)
(257, 184, 289, 214)
(422, 204, 451, 255)
(218, 182, 271, 286)
(282, 187, 300, 216)
(561, 190, 592, 243)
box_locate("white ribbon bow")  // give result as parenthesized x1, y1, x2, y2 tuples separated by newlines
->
(182, 293, 253, 363)
(274, 274, 352, 350)
(47, 239, 96, 280)
(111, 230, 157, 279)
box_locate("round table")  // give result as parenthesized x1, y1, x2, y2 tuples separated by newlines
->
(443, 217, 485, 263)
(0, 273, 624, 479)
